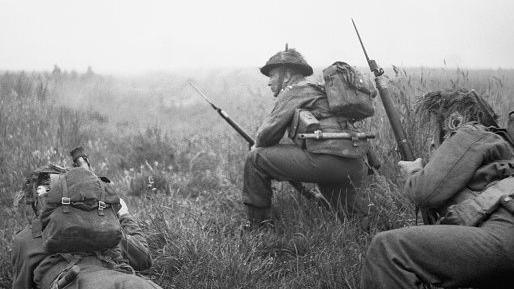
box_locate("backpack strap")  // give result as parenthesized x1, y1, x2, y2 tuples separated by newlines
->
(48, 254, 82, 289)
(60, 174, 71, 213)
(97, 179, 106, 216)
(488, 126, 514, 148)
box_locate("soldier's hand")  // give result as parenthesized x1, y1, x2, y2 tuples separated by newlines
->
(398, 158, 423, 177)
(118, 198, 130, 217)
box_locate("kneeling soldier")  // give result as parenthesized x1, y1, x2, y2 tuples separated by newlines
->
(242, 47, 372, 229)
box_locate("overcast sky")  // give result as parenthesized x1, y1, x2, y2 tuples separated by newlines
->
(1, 0, 513, 73)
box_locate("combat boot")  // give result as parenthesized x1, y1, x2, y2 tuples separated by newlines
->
(242, 205, 274, 231)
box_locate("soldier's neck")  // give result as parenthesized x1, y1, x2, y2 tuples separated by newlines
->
(283, 75, 305, 88)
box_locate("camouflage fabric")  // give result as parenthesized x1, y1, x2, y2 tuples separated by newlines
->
(260, 48, 313, 77)
(17, 164, 68, 218)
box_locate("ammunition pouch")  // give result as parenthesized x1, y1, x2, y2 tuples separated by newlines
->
(441, 177, 514, 226)
(289, 109, 320, 148)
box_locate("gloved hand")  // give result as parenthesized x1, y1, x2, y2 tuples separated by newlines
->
(118, 198, 130, 217)
(398, 158, 423, 177)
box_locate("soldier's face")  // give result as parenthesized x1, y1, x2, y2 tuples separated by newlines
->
(268, 67, 283, 96)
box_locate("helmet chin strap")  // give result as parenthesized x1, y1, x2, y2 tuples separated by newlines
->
(274, 66, 286, 97)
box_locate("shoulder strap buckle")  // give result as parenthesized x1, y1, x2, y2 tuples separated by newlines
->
(98, 201, 107, 216)
(98, 200, 106, 210)
(61, 197, 71, 205)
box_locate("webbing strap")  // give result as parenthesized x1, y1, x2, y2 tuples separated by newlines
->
(49, 254, 82, 289)
(275, 66, 286, 97)
(61, 175, 70, 213)
(97, 179, 106, 216)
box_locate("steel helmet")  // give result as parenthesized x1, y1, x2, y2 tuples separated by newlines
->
(260, 47, 313, 77)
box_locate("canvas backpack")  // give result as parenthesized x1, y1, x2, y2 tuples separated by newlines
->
(40, 167, 122, 253)
(323, 62, 377, 121)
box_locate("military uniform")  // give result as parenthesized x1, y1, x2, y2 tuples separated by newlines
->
(243, 48, 369, 225)
(361, 123, 514, 289)
(12, 214, 161, 289)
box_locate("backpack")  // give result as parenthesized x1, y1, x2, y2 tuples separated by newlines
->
(323, 61, 377, 121)
(40, 167, 122, 253)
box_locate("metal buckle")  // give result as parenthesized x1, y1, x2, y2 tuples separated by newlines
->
(352, 134, 359, 147)
(61, 197, 71, 205)
(98, 201, 107, 210)
(314, 130, 322, 139)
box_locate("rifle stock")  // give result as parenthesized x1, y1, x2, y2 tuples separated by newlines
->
(374, 77, 415, 161)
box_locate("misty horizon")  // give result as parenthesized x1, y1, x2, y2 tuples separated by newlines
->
(1, 0, 514, 73)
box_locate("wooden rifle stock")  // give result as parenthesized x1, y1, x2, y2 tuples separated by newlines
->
(374, 77, 415, 161)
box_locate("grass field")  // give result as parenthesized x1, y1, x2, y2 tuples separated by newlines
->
(0, 66, 513, 288)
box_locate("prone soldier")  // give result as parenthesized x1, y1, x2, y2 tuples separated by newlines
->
(11, 147, 162, 289)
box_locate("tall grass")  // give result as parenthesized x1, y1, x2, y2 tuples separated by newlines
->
(0, 67, 512, 288)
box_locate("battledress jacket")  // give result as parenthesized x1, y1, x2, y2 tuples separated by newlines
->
(11, 213, 152, 289)
(255, 80, 368, 158)
(405, 123, 514, 216)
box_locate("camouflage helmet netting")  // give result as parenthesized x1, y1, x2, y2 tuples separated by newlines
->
(260, 48, 313, 77)
(416, 88, 498, 127)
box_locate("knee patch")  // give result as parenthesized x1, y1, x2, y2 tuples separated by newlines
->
(368, 230, 398, 255)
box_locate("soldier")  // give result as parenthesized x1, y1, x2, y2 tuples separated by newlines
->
(242, 47, 370, 229)
(360, 89, 514, 288)
(11, 149, 162, 289)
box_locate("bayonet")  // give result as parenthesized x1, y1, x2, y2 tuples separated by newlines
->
(351, 18, 384, 78)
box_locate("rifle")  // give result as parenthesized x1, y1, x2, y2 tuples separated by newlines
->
(188, 81, 329, 205)
(351, 19, 437, 224)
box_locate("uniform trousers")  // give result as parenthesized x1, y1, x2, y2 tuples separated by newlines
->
(242, 144, 367, 216)
(360, 208, 514, 289)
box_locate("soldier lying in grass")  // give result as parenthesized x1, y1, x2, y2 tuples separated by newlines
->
(361, 89, 514, 289)
(12, 148, 162, 289)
